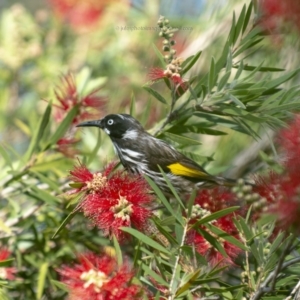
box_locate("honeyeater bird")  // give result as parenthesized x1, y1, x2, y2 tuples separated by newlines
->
(77, 114, 236, 196)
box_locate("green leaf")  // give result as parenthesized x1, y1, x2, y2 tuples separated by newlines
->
(234, 60, 244, 80)
(233, 4, 246, 44)
(152, 44, 166, 67)
(121, 227, 170, 254)
(52, 212, 76, 239)
(144, 175, 184, 226)
(163, 132, 202, 146)
(113, 235, 123, 266)
(259, 103, 300, 114)
(143, 86, 167, 104)
(157, 165, 185, 209)
(208, 57, 216, 92)
(205, 224, 248, 251)
(229, 94, 246, 109)
(242, 2, 253, 33)
(0, 259, 14, 267)
(218, 71, 231, 91)
(264, 69, 300, 90)
(176, 269, 201, 296)
(30, 171, 61, 193)
(233, 37, 263, 58)
(181, 50, 202, 75)
(45, 105, 79, 149)
(37, 262, 48, 300)
(196, 227, 228, 257)
(28, 186, 60, 205)
(189, 207, 240, 230)
(228, 11, 236, 46)
(141, 263, 169, 287)
(24, 103, 51, 162)
(50, 280, 69, 292)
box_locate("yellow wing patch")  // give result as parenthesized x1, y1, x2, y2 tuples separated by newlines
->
(167, 163, 207, 178)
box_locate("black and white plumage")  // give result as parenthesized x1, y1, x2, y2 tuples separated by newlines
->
(77, 114, 236, 196)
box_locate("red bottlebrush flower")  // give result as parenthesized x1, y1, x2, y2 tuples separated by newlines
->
(148, 67, 188, 91)
(57, 137, 79, 157)
(54, 73, 105, 125)
(259, 0, 300, 32)
(253, 115, 300, 232)
(48, 0, 110, 30)
(278, 115, 300, 170)
(69, 162, 153, 241)
(255, 172, 300, 232)
(186, 188, 242, 266)
(58, 252, 146, 300)
(0, 248, 16, 280)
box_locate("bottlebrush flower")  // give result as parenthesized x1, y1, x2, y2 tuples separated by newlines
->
(254, 115, 300, 232)
(69, 162, 153, 241)
(58, 252, 146, 300)
(48, 0, 118, 30)
(277, 115, 300, 170)
(259, 0, 300, 32)
(54, 73, 105, 125)
(57, 137, 79, 157)
(148, 57, 188, 92)
(186, 188, 242, 266)
(0, 248, 16, 280)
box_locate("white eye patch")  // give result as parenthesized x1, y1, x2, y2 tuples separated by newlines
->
(107, 119, 114, 125)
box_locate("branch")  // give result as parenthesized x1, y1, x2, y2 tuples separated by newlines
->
(251, 237, 299, 300)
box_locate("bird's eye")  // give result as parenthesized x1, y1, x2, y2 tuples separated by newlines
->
(107, 119, 114, 125)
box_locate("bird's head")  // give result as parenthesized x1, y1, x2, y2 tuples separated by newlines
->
(76, 114, 145, 139)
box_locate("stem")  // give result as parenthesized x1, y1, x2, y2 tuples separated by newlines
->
(251, 235, 297, 300)
(284, 279, 300, 300)
(168, 218, 189, 300)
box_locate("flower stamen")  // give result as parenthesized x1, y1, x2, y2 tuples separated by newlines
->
(111, 196, 133, 221)
(86, 173, 107, 193)
(80, 269, 109, 292)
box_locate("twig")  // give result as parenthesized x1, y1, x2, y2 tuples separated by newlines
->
(251, 237, 299, 300)
(168, 218, 189, 300)
(284, 279, 300, 300)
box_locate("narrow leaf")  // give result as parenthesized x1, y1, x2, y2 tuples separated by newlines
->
(121, 227, 170, 254)
(242, 2, 253, 33)
(113, 235, 123, 266)
(52, 212, 76, 239)
(37, 262, 48, 300)
(163, 132, 202, 146)
(229, 94, 246, 109)
(189, 207, 239, 230)
(24, 104, 51, 161)
(208, 57, 216, 92)
(233, 4, 246, 44)
(181, 51, 202, 74)
(144, 175, 183, 226)
(143, 86, 167, 104)
(46, 105, 79, 149)
(152, 44, 166, 67)
(205, 223, 248, 251)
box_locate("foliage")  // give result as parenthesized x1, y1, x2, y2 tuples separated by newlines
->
(1, 1, 300, 299)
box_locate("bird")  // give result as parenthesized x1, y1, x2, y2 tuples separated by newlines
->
(76, 114, 236, 197)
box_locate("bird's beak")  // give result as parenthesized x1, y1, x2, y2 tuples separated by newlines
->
(76, 119, 103, 128)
